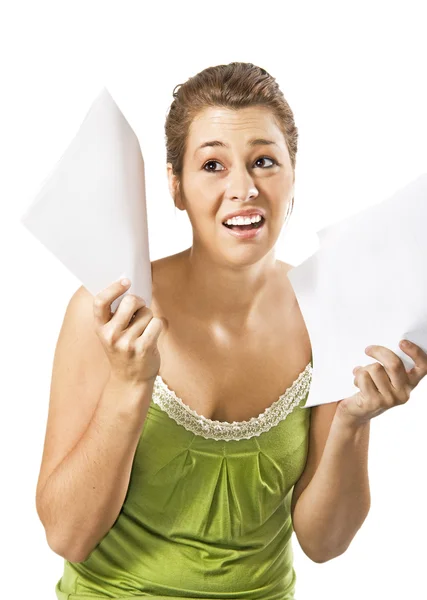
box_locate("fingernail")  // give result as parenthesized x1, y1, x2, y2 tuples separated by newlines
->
(401, 340, 410, 347)
(121, 278, 131, 286)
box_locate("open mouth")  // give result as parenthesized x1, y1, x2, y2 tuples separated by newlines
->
(222, 216, 265, 231)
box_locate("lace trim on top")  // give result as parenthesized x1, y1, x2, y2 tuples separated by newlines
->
(152, 362, 313, 441)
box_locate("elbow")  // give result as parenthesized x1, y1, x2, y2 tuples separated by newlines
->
(305, 505, 371, 564)
(305, 525, 367, 564)
(297, 532, 354, 564)
(308, 545, 348, 563)
(50, 542, 89, 564)
(296, 531, 348, 564)
(300, 538, 349, 563)
(36, 497, 92, 563)
(47, 532, 90, 564)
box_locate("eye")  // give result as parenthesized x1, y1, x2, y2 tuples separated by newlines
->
(254, 156, 277, 168)
(202, 156, 278, 172)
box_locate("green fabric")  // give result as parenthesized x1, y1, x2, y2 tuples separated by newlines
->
(55, 357, 313, 600)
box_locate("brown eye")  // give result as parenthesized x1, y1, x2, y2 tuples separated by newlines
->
(203, 160, 223, 172)
(255, 157, 277, 168)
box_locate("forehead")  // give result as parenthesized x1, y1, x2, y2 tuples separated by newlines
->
(188, 106, 285, 149)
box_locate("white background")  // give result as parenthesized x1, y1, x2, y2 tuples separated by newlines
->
(1, 1, 426, 599)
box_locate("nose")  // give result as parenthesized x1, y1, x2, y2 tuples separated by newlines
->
(226, 165, 259, 202)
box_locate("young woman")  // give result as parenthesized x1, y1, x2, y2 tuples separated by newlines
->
(36, 62, 426, 600)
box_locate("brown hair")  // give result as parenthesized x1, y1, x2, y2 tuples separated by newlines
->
(164, 61, 298, 218)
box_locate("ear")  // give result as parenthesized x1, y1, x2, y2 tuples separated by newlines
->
(167, 163, 185, 211)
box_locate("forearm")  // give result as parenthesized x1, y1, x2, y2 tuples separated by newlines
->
(37, 376, 153, 563)
(293, 411, 371, 562)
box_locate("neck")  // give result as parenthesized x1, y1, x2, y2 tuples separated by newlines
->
(178, 243, 280, 328)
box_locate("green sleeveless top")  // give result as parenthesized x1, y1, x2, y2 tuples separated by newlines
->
(55, 356, 313, 600)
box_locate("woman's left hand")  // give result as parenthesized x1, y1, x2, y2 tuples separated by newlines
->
(337, 340, 427, 427)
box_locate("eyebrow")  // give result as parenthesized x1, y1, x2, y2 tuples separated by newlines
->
(195, 138, 279, 156)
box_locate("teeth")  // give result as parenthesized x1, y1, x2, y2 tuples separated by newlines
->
(223, 214, 263, 226)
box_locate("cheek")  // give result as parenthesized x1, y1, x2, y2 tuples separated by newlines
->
(186, 203, 216, 231)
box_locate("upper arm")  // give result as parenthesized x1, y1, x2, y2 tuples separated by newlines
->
(290, 400, 340, 521)
(35, 285, 112, 517)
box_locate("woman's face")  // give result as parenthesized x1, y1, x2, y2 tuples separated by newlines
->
(167, 105, 295, 264)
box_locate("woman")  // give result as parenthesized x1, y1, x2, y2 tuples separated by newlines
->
(36, 62, 426, 600)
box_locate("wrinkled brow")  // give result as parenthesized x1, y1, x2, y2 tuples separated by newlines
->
(194, 138, 278, 157)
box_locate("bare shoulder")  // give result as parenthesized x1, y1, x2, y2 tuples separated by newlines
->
(151, 252, 185, 284)
(150, 251, 191, 305)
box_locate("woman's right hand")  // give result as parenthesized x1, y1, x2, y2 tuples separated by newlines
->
(93, 279, 165, 385)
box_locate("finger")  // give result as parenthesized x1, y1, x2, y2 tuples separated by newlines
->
(354, 366, 379, 395)
(93, 279, 131, 327)
(121, 304, 153, 342)
(112, 294, 146, 331)
(399, 340, 427, 385)
(134, 316, 164, 352)
(355, 370, 388, 418)
(365, 345, 409, 392)
(362, 362, 399, 406)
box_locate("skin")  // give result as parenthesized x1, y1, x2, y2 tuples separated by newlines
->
(151, 104, 309, 423)
(166, 105, 295, 329)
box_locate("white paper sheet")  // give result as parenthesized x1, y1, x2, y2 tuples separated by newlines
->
(20, 87, 151, 314)
(288, 173, 427, 408)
